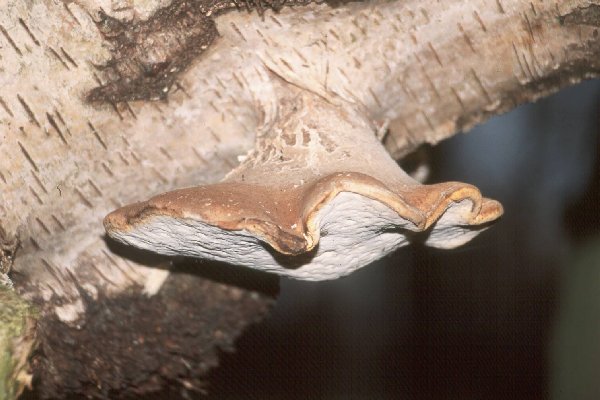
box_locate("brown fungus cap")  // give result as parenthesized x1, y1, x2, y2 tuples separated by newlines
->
(105, 90, 502, 280)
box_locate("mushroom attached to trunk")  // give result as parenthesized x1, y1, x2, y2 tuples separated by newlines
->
(104, 86, 502, 281)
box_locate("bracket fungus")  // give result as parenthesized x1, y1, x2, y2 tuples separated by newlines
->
(105, 86, 502, 281)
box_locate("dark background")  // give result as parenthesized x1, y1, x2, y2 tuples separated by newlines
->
(206, 80, 600, 399)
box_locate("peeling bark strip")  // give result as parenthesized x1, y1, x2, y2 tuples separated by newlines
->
(87, 0, 320, 103)
(87, 2, 217, 103)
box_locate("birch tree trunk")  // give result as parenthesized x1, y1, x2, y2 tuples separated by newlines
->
(1, 0, 599, 397)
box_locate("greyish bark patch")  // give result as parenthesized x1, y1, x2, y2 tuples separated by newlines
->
(559, 4, 600, 27)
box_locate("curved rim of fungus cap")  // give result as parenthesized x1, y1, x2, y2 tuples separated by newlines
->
(104, 87, 503, 281)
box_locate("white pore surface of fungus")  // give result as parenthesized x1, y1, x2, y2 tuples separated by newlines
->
(108, 193, 488, 280)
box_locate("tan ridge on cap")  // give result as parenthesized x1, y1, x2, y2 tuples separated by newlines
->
(104, 172, 502, 255)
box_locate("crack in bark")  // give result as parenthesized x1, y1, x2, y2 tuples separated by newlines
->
(86, 0, 335, 103)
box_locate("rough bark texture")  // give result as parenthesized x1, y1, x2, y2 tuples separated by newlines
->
(0, 0, 599, 397)
(27, 262, 277, 399)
